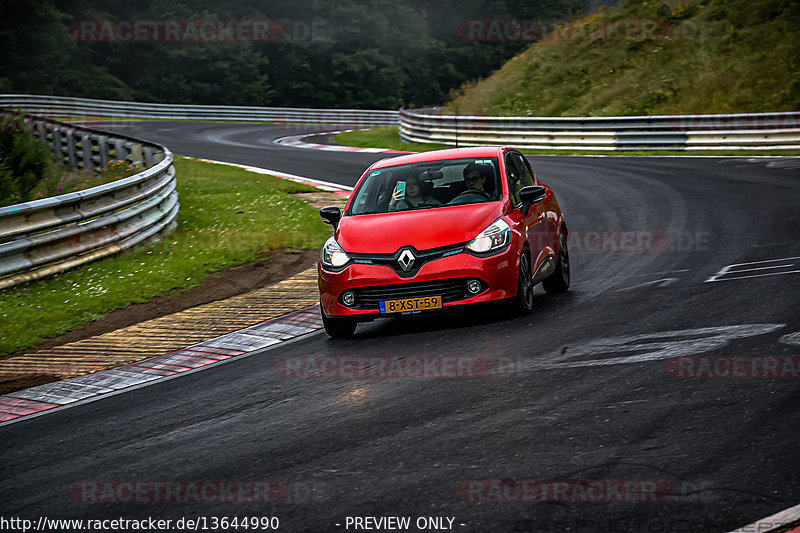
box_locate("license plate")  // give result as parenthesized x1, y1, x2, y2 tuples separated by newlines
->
(379, 295, 442, 314)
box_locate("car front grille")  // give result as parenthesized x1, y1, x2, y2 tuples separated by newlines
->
(343, 278, 482, 310)
(349, 242, 467, 277)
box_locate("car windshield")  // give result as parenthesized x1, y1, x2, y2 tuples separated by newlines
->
(347, 157, 501, 215)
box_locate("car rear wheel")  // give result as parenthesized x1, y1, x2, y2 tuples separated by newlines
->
(542, 231, 570, 294)
(513, 249, 534, 315)
(321, 308, 357, 338)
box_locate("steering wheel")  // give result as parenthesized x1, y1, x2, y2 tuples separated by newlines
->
(451, 188, 492, 204)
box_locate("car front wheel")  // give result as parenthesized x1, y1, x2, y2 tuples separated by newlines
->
(542, 231, 570, 294)
(513, 249, 534, 315)
(321, 308, 357, 338)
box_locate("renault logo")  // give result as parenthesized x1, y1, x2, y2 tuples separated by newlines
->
(397, 249, 416, 272)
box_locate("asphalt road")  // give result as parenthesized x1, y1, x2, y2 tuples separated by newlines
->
(1, 123, 799, 532)
(100, 121, 389, 185)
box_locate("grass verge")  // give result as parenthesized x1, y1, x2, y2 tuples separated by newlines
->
(0, 155, 330, 356)
(335, 127, 800, 156)
(335, 127, 451, 152)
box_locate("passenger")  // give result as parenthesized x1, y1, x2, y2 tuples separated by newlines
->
(448, 163, 493, 204)
(389, 174, 442, 211)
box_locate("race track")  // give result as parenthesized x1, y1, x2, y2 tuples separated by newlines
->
(1, 122, 798, 532)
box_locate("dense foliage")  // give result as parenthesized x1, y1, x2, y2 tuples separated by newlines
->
(0, 0, 584, 109)
(0, 115, 54, 205)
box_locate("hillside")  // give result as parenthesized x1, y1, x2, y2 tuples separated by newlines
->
(447, 0, 800, 116)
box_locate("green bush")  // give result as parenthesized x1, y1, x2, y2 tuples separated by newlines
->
(0, 115, 55, 206)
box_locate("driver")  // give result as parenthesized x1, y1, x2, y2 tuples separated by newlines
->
(448, 163, 493, 205)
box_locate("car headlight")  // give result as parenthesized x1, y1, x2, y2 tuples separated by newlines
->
(321, 236, 351, 268)
(466, 218, 510, 253)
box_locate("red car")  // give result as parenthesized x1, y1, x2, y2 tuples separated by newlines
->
(318, 146, 569, 338)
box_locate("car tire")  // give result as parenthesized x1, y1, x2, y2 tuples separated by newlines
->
(542, 231, 570, 294)
(321, 308, 357, 338)
(513, 249, 534, 315)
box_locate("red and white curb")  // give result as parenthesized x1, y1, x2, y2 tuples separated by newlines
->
(0, 305, 324, 425)
(0, 158, 354, 426)
(196, 158, 353, 198)
(275, 130, 410, 154)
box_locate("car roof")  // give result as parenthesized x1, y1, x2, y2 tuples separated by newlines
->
(370, 146, 513, 169)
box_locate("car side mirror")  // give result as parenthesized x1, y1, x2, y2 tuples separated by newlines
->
(320, 206, 342, 228)
(519, 185, 547, 216)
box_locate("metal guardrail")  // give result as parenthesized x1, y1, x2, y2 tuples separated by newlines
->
(0, 94, 399, 127)
(7, 95, 795, 151)
(0, 112, 178, 290)
(400, 107, 800, 151)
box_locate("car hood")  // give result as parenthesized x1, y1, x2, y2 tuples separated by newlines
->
(336, 202, 504, 253)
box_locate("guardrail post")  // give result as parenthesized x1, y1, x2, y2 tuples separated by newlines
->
(129, 143, 144, 166)
(97, 135, 109, 168)
(114, 138, 127, 163)
(50, 126, 63, 164)
(79, 132, 92, 169)
(65, 128, 77, 168)
(35, 119, 47, 147)
(142, 146, 155, 167)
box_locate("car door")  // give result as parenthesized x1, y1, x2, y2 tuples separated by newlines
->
(505, 151, 556, 274)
